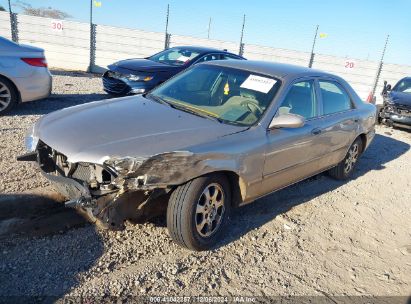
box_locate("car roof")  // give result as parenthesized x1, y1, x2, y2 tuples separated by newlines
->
(171, 45, 239, 55)
(203, 60, 332, 79)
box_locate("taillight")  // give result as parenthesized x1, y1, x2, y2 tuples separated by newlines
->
(21, 58, 48, 67)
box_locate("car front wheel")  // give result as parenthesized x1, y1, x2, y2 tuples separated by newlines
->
(328, 138, 362, 180)
(167, 174, 231, 251)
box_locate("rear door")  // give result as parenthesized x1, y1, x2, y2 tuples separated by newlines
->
(315, 78, 359, 170)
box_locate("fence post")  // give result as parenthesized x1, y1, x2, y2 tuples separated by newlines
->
(88, 23, 97, 73)
(164, 4, 170, 50)
(371, 35, 389, 100)
(308, 25, 319, 68)
(10, 12, 19, 43)
(239, 14, 246, 56)
(164, 33, 171, 50)
(308, 53, 315, 69)
(239, 43, 245, 57)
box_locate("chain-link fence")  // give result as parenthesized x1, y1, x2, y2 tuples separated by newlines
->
(0, 3, 410, 104)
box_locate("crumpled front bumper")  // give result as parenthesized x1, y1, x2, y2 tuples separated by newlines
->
(381, 110, 411, 128)
(39, 169, 167, 230)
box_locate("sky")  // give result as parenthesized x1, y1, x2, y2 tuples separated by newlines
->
(2, 0, 411, 65)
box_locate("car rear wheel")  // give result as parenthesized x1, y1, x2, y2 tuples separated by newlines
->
(0, 77, 18, 114)
(167, 174, 231, 251)
(328, 138, 362, 180)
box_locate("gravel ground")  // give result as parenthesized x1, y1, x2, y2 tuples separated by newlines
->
(0, 71, 410, 300)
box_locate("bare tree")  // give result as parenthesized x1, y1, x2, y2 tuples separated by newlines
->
(14, 1, 71, 19)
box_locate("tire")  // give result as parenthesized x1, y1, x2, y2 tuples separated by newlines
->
(328, 138, 363, 180)
(376, 105, 384, 125)
(167, 174, 231, 251)
(0, 77, 18, 114)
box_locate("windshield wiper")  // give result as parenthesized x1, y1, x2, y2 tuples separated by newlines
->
(147, 94, 228, 124)
(146, 94, 172, 107)
(168, 103, 225, 123)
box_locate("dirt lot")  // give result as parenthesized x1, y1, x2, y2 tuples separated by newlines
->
(0, 72, 410, 300)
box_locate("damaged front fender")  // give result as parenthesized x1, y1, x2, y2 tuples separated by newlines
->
(105, 151, 240, 192)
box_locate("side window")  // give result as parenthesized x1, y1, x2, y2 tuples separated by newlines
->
(279, 80, 317, 119)
(198, 54, 221, 63)
(221, 54, 239, 60)
(319, 81, 353, 115)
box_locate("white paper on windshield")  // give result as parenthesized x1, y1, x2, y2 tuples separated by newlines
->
(240, 75, 277, 93)
(177, 55, 190, 62)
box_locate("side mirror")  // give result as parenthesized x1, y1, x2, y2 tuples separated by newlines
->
(386, 84, 392, 91)
(269, 113, 305, 129)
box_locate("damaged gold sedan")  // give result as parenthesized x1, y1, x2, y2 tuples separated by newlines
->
(18, 61, 376, 250)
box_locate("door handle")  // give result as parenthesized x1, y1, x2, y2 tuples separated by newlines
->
(311, 128, 322, 135)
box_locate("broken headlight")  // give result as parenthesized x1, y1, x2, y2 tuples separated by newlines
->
(25, 124, 39, 152)
(104, 157, 146, 176)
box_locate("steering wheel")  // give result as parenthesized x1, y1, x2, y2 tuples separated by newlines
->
(240, 99, 264, 116)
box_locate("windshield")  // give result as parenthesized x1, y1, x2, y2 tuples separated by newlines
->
(148, 48, 201, 66)
(393, 79, 411, 93)
(149, 65, 281, 126)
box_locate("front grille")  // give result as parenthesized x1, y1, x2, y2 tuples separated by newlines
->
(103, 72, 130, 94)
(72, 163, 92, 182)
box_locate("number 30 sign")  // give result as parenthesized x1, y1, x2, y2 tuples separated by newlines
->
(51, 20, 64, 31)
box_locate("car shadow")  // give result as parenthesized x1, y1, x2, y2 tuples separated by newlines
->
(0, 191, 104, 297)
(5, 93, 110, 116)
(215, 133, 410, 248)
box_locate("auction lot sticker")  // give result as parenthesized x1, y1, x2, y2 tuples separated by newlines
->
(241, 75, 277, 93)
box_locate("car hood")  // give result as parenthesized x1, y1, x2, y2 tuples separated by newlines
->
(108, 59, 180, 74)
(390, 91, 411, 107)
(33, 96, 247, 164)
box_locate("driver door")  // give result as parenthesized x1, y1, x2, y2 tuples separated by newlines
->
(260, 79, 327, 194)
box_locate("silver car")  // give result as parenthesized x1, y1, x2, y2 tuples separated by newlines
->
(18, 60, 376, 250)
(0, 36, 52, 114)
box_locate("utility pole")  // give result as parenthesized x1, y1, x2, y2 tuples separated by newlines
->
(308, 25, 319, 68)
(371, 34, 390, 101)
(239, 14, 246, 56)
(207, 17, 211, 39)
(164, 4, 170, 49)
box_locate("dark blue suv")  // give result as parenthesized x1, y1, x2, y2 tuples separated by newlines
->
(102, 46, 245, 96)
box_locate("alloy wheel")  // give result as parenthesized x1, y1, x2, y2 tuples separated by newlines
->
(0, 81, 12, 111)
(344, 143, 360, 174)
(195, 183, 225, 238)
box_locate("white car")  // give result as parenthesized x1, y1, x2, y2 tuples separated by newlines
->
(0, 36, 52, 114)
